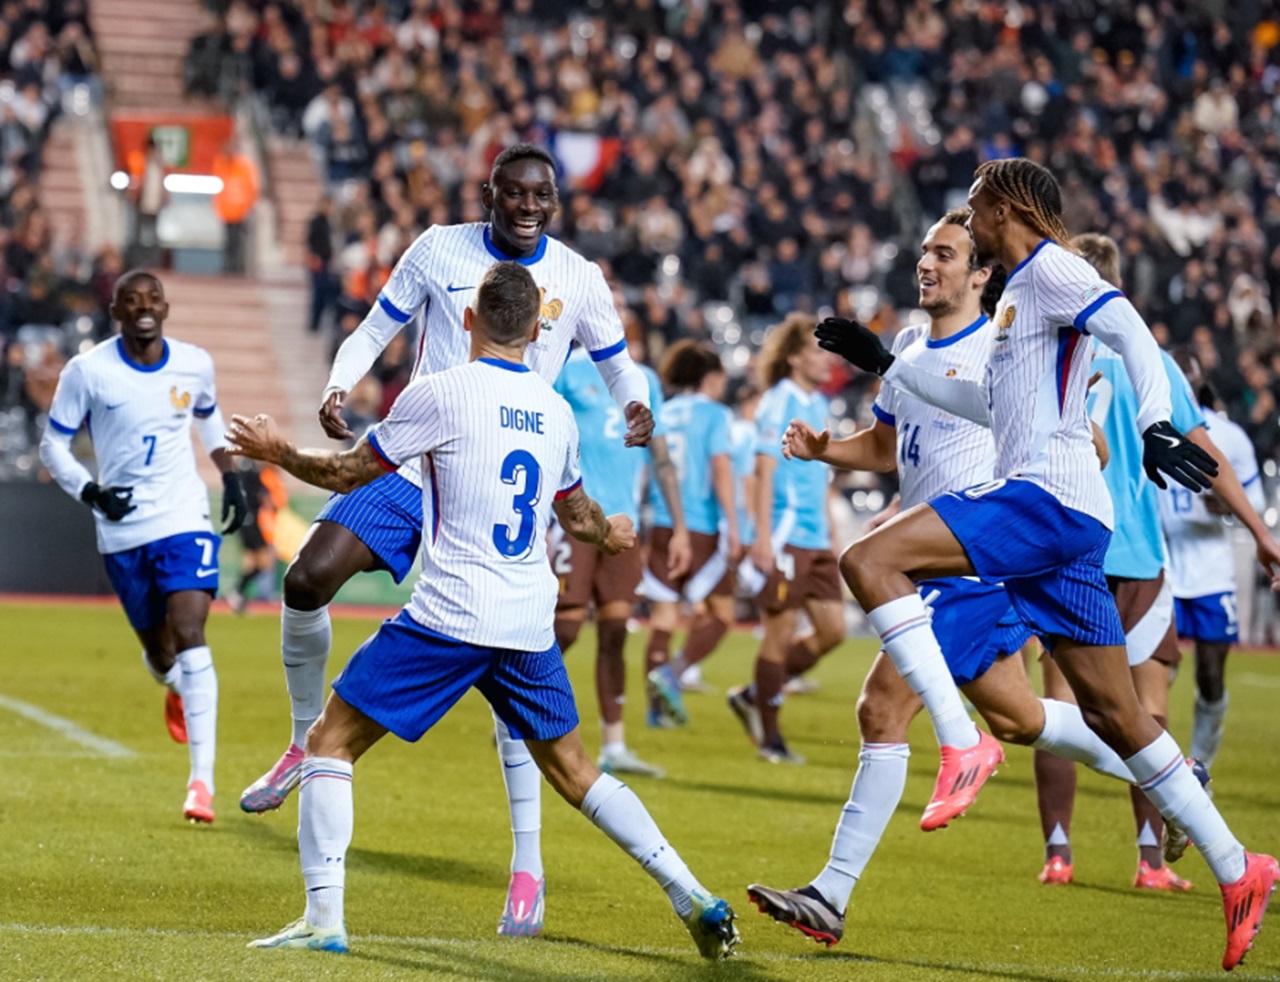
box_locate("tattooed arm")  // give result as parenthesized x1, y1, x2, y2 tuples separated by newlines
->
(553, 485, 637, 556)
(225, 414, 387, 494)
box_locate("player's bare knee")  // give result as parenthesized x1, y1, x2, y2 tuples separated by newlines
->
(284, 557, 340, 610)
(839, 541, 887, 599)
(170, 623, 207, 653)
(856, 688, 912, 743)
(984, 712, 1036, 745)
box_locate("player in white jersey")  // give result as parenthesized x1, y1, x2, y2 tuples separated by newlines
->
(1160, 349, 1266, 769)
(239, 145, 655, 937)
(38, 271, 248, 824)
(228, 263, 739, 960)
(816, 158, 1278, 970)
(749, 211, 1143, 945)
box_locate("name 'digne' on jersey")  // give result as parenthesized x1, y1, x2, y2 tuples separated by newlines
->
(501, 406, 545, 434)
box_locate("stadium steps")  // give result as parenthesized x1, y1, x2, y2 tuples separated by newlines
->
(39, 121, 88, 240)
(266, 138, 324, 269)
(90, 0, 216, 111)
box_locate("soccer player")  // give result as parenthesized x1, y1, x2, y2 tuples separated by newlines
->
(815, 157, 1278, 970)
(38, 270, 247, 824)
(230, 262, 739, 959)
(726, 315, 845, 765)
(1160, 349, 1266, 769)
(551, 342, 685, 778)
(240, 145, 656, 936)
(748, 210, 1140, 945)
(1033, 233, 1280, 890)
(644, 341, 741, 727)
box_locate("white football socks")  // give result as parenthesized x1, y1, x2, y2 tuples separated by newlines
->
(1126, 731, 1245, 884)
(299, 756, 353, 929)
(581, 773, 703, 918)
(1033, 698, 1133, 782)
(810, 742, 910, 914)
(867, 595, 979, 749)
(176, 646, 217, 792)
(141, 650, 180, 691)
(1191, 693, 1228, 769)
(282, 605, 331, 749)
(494, 714, 543, 880)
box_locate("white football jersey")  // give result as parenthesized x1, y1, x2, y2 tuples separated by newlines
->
(336, 223, 627, 489)
(988, 241, 1134, 527)
(45, 337, 221, 554)
(873, 316, 997, 509)
(369, 358, 581, 651)
(1159, 411, 1263, 598)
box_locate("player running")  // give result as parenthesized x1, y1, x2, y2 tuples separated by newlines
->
(644, 341, 741, 727)
(726, 315, 845, 764)
(1160, 349, 1266, 770)
(748, 210, 1143, 945)
(1033, 233, 1280, 890)
(39, 270, 248, 824)
(240, 145, 655, 936)
(815, 158, 1278, 971)
(230, 263, 739, 960)
(551, 342, 684, 778)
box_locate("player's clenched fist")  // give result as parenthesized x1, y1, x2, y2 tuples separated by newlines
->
(782, 418, 830, 462)
(602, 514, 637, 555)
(623, 401, 655, 447)
(226, 414, 287, 464)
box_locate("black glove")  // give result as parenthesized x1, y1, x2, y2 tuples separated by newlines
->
(814, 317, 895, 375)
(1142, 421, 1218, 492)
(221, 471, 249, 535)
(81, 481, 135, 521)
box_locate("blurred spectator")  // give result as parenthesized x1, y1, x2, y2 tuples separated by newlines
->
(211, 140, 260, 275)
(307, 194, 337, 334)
(125, 136, 167, 267)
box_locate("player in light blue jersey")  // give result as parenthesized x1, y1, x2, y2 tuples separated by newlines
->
(726, 315, 845, 764)
(231, 263, 739, 961)
(241, 145, 657, 937)
(643, 342, 741, 728)
(39, 271, 248, 825)
(819, 158, 1278, 970)
(749, 212, 1148, 945)
(1031, 235, 1280, 890)
(552, 344, 686, 778)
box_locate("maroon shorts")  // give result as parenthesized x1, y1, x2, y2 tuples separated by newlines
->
(760, 545, 842, 615)
(1107, 571, 1181, 668)
(643, 527, 732, 602)
(551, 525, 642, 610)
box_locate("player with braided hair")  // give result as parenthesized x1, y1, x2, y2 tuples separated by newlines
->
(812, 157, 1278, 971)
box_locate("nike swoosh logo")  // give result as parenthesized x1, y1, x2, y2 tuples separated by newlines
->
(106, 403, 126, 411)
(446, 284, 475, 293)
(196, 568, 218, 578)
(1156, 433, 1181, 447)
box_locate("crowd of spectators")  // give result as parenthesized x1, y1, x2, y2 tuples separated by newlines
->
(188, 0, 1280, 471)
(0, 0, 114, 481)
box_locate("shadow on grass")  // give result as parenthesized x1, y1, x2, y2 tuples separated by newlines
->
(664, 777, 842, 807)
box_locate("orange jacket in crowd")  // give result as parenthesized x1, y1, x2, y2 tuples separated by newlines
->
(212, 152, 260, 224)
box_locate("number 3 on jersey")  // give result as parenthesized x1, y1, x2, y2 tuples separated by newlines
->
(492, 450, 542, 558)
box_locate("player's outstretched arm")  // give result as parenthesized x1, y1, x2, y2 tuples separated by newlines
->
(1185, 426, 1280, 588)
(649, 434, 691, 577)
(226, 414, 387, 494)
(785, 417, 897, 473)
(554, 486, 637, 555)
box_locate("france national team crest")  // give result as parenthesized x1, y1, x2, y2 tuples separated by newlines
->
(170, 386, 191, 415)
(995, 304, 1016, 341)
(539, 288, 563, 333)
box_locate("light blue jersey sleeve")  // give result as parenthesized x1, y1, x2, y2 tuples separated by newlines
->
(754, 386, 788, 460)
(1163, 351, 1205, 436)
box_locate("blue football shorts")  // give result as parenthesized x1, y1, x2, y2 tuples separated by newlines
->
(334, 610, 580, 743)
(316, 470, 422, 583)
(1174, 592, 1239, 643)
(917, 576, 1032, 686)
(102, 531, 221, 632)
(929, 478, 1124, 648)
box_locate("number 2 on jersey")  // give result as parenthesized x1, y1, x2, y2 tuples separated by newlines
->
(492, 449, 542, 558)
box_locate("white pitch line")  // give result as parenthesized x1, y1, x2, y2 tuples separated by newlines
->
(1238, 672, 1280, 689)
(0, 693, 135, 758)
(0, 923, 1271, 980)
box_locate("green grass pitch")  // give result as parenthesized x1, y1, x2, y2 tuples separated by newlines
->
(2, 600, 1279, 981)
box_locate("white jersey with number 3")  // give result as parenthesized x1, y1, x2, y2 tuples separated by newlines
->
(873, 316, 997, 509)
(368, 358, 582, 651)
(44, 336, 221, 555)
